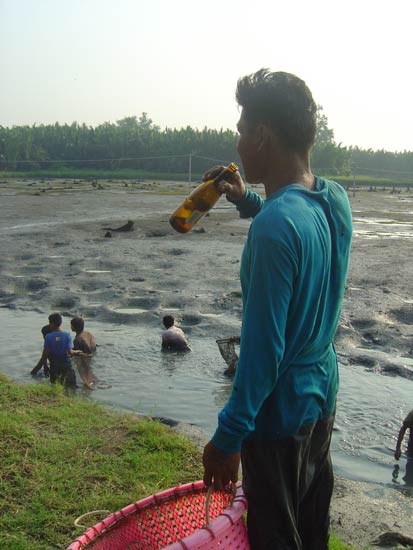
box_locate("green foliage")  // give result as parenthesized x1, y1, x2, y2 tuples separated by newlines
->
(313, 142, 351, 176)
(349, 145, 413, 177)
(0, 167, 197, 181)
(315, 105, 335, 146)
(1, 111, 412, 180)
(0, 115, 238, 176)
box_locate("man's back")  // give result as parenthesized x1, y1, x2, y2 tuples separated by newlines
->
(248, 178, 351, 437)
(161, 326, 190, 351)
(44, 331, 72, 362)
(73, 331, 96, 354)
(255, 178, 352, 363)
(215, 177, 352, 447)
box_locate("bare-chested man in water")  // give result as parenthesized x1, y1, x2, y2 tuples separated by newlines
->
(70, 317, 98, 388)
(70, 317, 96, 354)
(161, 315, 191, 351)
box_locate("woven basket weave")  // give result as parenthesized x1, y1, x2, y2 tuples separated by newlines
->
(67, 480, 249, 550)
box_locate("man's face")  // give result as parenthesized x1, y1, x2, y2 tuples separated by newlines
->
(236, 109, 262, 184)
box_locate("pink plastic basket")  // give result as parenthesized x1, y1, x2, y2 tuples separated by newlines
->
(67, 480, 249, 550)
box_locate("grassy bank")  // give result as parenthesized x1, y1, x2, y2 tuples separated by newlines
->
(0, 375, 357, 549)
(0, 375, 201, 549)
(0, 168, 194, 182)
(1, 168, 412, 188)
(334, 175, 412, 188)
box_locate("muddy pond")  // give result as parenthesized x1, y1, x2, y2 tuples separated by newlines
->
(0, 178, 412, 489)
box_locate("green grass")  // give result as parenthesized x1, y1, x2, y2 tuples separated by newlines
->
(0, 374, 201, 549)
(1, 167, 412, 188)
(0, 374, 361, 549)
(334, 175, 412, 187)
(0, 167, 196, 182)
(329, 536, 359, 549)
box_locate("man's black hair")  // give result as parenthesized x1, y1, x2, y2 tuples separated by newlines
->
(163, 315, 175, 329)
(71, 317, 85, 333)
(236, 68, 317, 153)
(48, 312, 62, 327)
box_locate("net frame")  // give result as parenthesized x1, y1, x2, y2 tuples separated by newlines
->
(216, 338, 239, 376)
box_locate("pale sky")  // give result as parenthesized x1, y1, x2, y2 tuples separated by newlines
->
(1, 0, 412, 152)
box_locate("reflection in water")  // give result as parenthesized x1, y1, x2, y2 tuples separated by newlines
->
(161, 348, 185, 373)
(74, 356, 99, 388)
(405, 460, 413, 486)
(212, 378, 233, 409)
(392, 461, 413, 488)
(79, 384, 94, 399)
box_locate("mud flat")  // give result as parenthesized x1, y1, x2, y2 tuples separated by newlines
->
(0, 178, 412, 548)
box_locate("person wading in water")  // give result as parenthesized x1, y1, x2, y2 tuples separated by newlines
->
(40, 313, 83, 387)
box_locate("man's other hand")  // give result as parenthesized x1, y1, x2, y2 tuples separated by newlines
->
(202, 440, 240, 490)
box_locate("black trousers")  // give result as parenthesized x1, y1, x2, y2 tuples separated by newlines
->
(241, 415, 335, 550)
(49, 359, 76, 387)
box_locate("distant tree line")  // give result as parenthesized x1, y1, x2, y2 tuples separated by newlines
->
(1, 109, 412, 179)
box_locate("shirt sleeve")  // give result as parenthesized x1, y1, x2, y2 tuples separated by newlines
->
(211, 232, 298, 452)
(228, 188, 264, 219)
(66, 333, 73, 351)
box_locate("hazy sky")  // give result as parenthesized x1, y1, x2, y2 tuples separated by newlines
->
(1, 0, 412, 152)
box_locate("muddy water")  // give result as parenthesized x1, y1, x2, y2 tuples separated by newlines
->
(0, 307, 411, 488)
(0, 181, 412, 492)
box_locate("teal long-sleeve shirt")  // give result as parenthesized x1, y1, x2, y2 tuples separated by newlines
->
(211, 177, 352, 453)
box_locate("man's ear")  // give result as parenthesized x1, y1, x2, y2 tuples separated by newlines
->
(254, 124, 271, 152)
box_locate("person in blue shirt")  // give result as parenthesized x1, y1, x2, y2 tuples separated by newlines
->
(202, 69, 352, 550)
(41, 313, 82, 387)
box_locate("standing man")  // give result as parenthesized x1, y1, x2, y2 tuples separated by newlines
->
(202, 69, 352, 550)
(70, 317, 98, 388)
(42, 313, 80, 387)
(70, 317, 97, 355)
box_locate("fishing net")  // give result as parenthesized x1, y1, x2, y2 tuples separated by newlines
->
(216, 338, 239, 376)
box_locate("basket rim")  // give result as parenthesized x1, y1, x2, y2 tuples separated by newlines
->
(67, 480, 247, 550)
